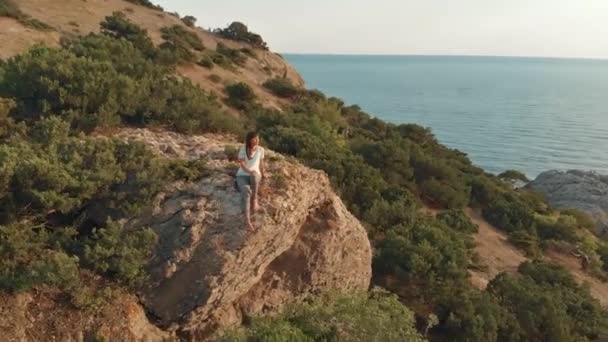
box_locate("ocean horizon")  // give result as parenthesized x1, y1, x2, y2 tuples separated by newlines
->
(285, 54, 608, 179)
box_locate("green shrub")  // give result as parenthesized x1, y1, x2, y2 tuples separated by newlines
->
(1, 36, 232, 134)
(220, 290, 424, 342)
(498, 169, 529, 183)
(240, 47, 256, 58)
(437, 209, 479, 233)
(124, 0, 163, 11)
(0, 222, 80, 292)
(482, 195, 536, 234)
(159, 25, 204, 63)
(263, 77, 300, 98)
(487, 261, 608, 341)
(216, 42, 247, 65)
(181, 15, 196, 27)
(214, 22, 268, 50)
(374, 217, 471, 298)
(225, 82, 256, 110)
(507, 230, 541, 257)
(561, 208, 596, 231)
(197, 55, 214, 69)
(536, 215, 579, 243)
(167, 158, 209, 182)
(83, 221, 156, 288)
(101, 12, 155, 57)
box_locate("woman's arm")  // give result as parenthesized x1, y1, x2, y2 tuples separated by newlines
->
(239, 159, 256, 174)
(260, 158, 266, 179)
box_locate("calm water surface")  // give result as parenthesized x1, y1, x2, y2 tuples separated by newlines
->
(285, 55, 608, 178)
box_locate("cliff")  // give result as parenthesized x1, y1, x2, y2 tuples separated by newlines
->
(0, 128, 372, 341)
(117, 129, 372, 338)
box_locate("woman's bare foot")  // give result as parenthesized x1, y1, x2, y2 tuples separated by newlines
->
(246, 220, 256, 232)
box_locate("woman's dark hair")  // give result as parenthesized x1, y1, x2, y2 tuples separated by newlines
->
(245, 131, 258, 159)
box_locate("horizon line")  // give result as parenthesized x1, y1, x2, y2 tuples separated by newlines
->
(279, 52, 608, 61)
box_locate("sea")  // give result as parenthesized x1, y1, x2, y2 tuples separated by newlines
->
(285, 55, 608, 179)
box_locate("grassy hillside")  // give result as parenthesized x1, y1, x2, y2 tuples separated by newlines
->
(1, 0, 608, 340)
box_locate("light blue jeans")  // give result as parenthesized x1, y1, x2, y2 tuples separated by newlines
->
(236, 172, 261, 222)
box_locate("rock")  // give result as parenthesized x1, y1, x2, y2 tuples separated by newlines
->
(0, 289, 173, 342)
(117, 129, 372, 338)
(528, 170, 608, 234)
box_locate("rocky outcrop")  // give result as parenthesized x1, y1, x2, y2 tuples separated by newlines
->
(115, 129, 372, 339)
(0, 289, 172, 342)
(528, 170, 608, 234)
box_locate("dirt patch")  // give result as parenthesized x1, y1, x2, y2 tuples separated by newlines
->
(0, 17, 59, 59)
(544, 250, 608, 307)
(463, 208, 608, 307)
(465, 208, 527, 289)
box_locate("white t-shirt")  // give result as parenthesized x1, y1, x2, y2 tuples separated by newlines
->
(236, 145, 264, 176)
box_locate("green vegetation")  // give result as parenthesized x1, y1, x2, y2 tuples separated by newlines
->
(197, 55, 214, 69)
(181, 15, 196, 27)
(100, 11, 156, 58)
(225, 82, 257, 111)
(124, 0, 163, 11)
(263, 77, 300, 98)
(498, 169, 529, 183)
(0, 12, 606, 342)
(214, 21, 268, 50)
(0, 0, 52, 31)
(220, 290, 424, 342)
(159, 25, 205, 63)
(216, 42, 247, 66)
(0, 15, 236, 301)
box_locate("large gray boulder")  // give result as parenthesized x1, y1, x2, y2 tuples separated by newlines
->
(528, 170, 608, 235)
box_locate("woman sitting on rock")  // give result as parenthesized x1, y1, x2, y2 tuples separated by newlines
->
(236, 131, 266, 231)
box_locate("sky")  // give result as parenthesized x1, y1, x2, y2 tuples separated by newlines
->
(153, 0, 608, 59)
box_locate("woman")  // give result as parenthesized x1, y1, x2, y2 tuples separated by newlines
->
(236, 131, 266, 231)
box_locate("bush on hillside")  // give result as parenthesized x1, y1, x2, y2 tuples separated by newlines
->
(83, 221, 156, 287)
(216, 42, 247, 65)
(0, 222, 80, 292)
(181, 15, 196, 27)
(219, 290, 424, 342)
(482, 196, 536, 234)
(214, 21, 268, 50)
(197, 55, 214, 68)
(0, 37, 234, 134)
(124, 0, 163, 11)
(487, 261, 608, 341)
(263, 77, 300, 98)
(159, 25, 205, 63)
(374, 217, 472, 299)
(437, 209, 479, 234)
(560, 208, 596, 231)
(498, 169, 529, 183)
(225, 82, 256, 111)
(536, 215, 579, 243)
(100, 11, 156, 57)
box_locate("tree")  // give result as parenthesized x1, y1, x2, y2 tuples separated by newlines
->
(214, 21, 268, 49)
(498, 169, 529, 184)
(182, 15, 196, 27)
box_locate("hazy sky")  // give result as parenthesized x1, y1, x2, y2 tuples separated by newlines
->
(153, 0, 608, 59)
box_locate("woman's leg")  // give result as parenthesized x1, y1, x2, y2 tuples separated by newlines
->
(236, 176, 254, 229)
(250, 171, 262, 211)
